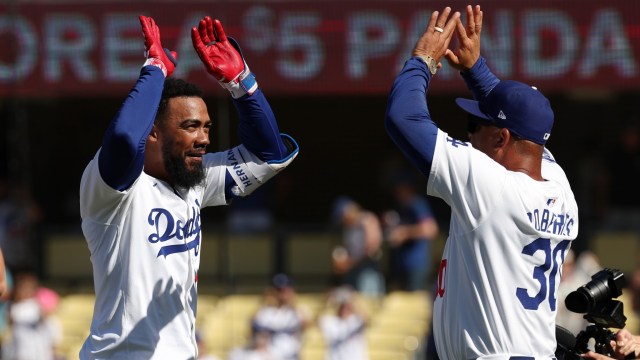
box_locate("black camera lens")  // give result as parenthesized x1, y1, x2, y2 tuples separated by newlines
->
(565, 268, 625, 314)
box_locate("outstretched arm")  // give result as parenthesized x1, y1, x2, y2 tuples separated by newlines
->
(98, 16, 177, 191)
(385, 8, 459, 176)
(192, 17, 297, 200)
(191, 17, 289, 161)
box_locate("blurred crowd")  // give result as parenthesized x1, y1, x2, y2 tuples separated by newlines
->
(194, 275, 372, 360)
(0, 270, 63, 360)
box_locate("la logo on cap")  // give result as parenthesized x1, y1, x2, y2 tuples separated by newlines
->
(498, 110, 506, 120)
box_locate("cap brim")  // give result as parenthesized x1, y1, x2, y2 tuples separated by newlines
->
(455, 98, 492, 121)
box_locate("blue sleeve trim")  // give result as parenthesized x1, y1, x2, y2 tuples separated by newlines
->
(384, 57, 439, 177)
(98, 66, 165, 191)
(267, 134, 299, 164)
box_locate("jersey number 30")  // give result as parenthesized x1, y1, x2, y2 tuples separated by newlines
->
(516, 238, 571, 311)
(435, 238, 571, 312)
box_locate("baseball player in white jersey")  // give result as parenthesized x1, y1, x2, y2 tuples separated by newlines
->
(79, 16, 298, 359)
(385, 5, 578, 359)
(251, 274, 311, 360)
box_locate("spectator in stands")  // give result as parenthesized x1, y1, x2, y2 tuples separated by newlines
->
(251, 274, 311, 360)
(35, 286, 63, 359)
(2, 272, 57, 360)
(331, 197, 385, 297)
(228, 327, 277, 360)
(318, 286, 369, 360)
(382, 175, 439, 291)
(0, 179, 44, 274)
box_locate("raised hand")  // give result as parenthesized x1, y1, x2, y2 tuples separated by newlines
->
(444, 5, 483, 71)
(191, 16, 257, 98)
(411, 7, 460, 75)
(191, 17, 243, 81)
(139, 15, 177, 77)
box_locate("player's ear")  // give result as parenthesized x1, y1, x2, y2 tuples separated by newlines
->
(496, 128, 509, 148)
(148, 124, 159, 141)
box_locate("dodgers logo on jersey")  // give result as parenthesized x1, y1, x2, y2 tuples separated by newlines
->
(147, 199, 201, 258)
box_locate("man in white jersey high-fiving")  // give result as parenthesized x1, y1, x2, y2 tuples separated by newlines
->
(385, 5, 578, 359)
(79, 15, 298, 359)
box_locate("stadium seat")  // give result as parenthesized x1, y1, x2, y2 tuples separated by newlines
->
(287, 233, 339, 276)
(591, 231, 639, 276)
(368, 348, 412, 360)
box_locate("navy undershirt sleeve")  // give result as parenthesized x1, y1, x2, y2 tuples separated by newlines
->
(385, 57, 502, 179)
(232, 88, 288, 161)
(461, 56, 501, 100)
(224, 88, 290, 200)
(384, 57, 440, 177)
(98, 66, 165, 191)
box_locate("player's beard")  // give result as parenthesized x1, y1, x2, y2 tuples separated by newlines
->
(162, 140, 205, 190)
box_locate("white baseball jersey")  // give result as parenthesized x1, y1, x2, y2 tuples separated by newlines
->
(319, 313, 368, 360)
(252, 305, 306, 360)
(79, 150, 228, 360)
(428, 130, 578, 360)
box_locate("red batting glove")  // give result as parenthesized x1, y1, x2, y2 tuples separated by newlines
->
(191, 17, 257, 98)
(139, 15, 177, 77)
(191, 17, 243, 81)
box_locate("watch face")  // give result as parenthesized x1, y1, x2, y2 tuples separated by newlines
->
(427, 58, 437, 75)
(419, 56, 437, 75)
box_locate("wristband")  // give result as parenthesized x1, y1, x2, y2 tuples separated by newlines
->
(219, 62, 258, 99)
(143, 58, 168, 77)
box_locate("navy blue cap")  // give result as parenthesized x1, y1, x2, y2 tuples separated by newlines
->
(456, 80, 554, 145)
(271, 273, 294, 289)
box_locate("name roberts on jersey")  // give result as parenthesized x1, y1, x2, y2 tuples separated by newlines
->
(527, 208, 575, 237)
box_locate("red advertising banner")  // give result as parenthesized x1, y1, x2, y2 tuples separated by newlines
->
(1, 1, 639, 97)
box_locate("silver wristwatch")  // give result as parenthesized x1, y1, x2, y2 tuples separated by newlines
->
(421, 55, 438, 75)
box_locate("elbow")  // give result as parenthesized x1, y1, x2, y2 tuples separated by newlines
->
(106, 127, 140, 151)
(384, 105, 403, 130)
(101, 129, 141, 162)
(384, 109, 403, 139)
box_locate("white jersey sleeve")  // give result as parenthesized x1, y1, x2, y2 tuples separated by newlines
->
(224, 134, 299, 198)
